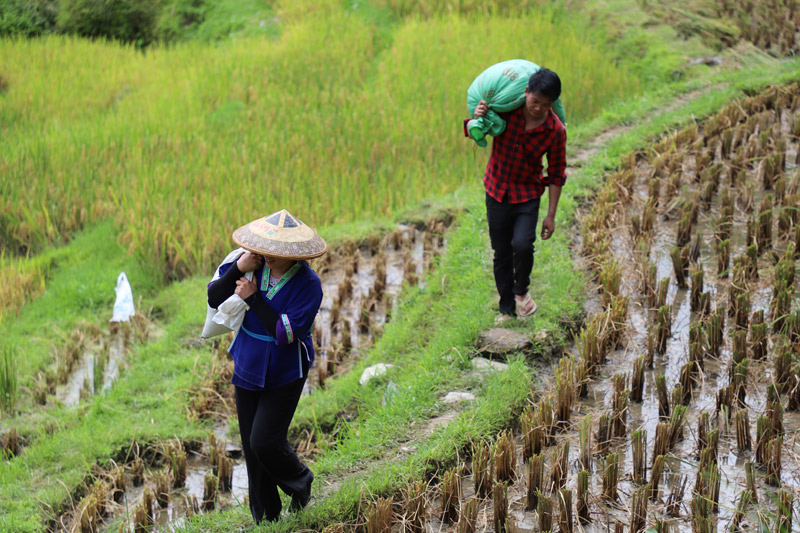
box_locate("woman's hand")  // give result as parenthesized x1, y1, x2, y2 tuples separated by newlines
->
(236, 251, 263, 273)
(235, 276, 258, 300)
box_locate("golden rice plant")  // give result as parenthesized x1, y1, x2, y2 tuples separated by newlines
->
(0, 8, 640, 284)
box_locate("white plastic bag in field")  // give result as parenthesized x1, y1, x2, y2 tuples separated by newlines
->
(110, 272, 135, 322)
(201, 248, 253, 339)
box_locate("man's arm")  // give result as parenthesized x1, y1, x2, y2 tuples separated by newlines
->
(541, 126, 567, 240)
(541, 184, 561, 240)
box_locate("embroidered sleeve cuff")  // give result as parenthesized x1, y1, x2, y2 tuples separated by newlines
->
(275, 314, 294, 345)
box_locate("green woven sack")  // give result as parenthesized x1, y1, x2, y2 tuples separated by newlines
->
(467, 59, 566, 147)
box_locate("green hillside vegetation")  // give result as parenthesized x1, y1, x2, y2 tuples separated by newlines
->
(1, 1, 638, 285)
(1, 0, 799, 530)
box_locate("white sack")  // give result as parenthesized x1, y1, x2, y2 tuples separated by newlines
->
(201, 248, 253, 339)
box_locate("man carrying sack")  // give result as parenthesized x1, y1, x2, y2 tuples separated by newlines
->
(464, 66, 567, 321)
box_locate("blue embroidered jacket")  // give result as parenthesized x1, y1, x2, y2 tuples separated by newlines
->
(218, 260, 322, 389)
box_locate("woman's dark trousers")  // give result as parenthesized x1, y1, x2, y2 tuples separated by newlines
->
(235, 377, 313, 523)
(485, 193, 540, 316)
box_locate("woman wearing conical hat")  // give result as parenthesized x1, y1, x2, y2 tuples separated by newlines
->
(207, 209, 325, 524)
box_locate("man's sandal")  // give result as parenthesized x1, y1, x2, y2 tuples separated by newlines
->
(517, 294, 538, 318)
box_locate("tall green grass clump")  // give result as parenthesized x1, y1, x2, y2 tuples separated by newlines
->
(0, 344, 18, 413)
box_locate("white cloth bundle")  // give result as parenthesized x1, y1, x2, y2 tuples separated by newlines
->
(201, 248, 253, 339)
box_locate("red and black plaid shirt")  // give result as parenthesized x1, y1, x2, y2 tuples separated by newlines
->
(465, 107, 567, 203)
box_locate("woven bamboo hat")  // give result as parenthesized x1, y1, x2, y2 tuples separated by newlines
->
(232, 209, 327, 259)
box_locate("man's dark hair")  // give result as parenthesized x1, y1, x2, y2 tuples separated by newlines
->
(527, 68, 561, 101)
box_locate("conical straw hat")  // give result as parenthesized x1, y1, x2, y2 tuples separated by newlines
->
(232, 209, 327, 259)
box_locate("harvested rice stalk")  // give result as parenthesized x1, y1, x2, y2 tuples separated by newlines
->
(131, 455, 144, 487)
(555, 357, 575, 425)
(668, 405, 688, 447)
(666, 475, 686, 516)
(473, 441, 492, 498)
(578, 415, 591, 472)
(631, 427, 647, 484)
(493, 430, 516, 483)
(689, 322, 704, 370)
(774, 346, 794, 394)
(696, 412, 709, 457)
(538, 396, 557, 446)
(732, 329, 748, 366)
(758, 195, 773, 252)
(630, 356, 645, 403)
(650, 455, 664, 501)
(717, 238, 730, 278)
(731, 490, 752, 531)
(736, 408, 752, 451)
(458, 499, 477, 533)
(630, 484, 648, 533)
(678, 362, 696, 405)
(765, 435, 783, 486)
(577, 470, 590, 523)
(732, 359, 749, 408)
(755, 416, 771, 465)
(690, 267, 704, 311)
(521, 407, 539, 460)
(750, 310, 767, 360)
(656, 277, 669, 309)
(202, 473, 218, 511)
(602, 453, 620, 501)
(670, 246, 689, 288)
(611, 374, 628, 437)
(691, 493, 712, 533)
(558, 489, 573, 533)
(706, 307, 724, 357)
(735, 291, 751, 330)
(154, 472, 170, 508)
(526, 453, 544, 511)
(656, 305, 671, 354)
(656, 374, 670, 418)
(548, 441, 569, 492)
(597, 412, 612, 455)
(366, 497, 392, 533)
(441, 467, 461, 523)
(778, 489, 793, 533)
(537, 491, 553, 533)
(402, 481, 426, 533)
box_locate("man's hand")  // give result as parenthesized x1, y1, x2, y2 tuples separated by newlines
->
(236, 251, 264, 273)
(473, 100, 488, 118)
(541, 215, 555, 240)
(235, 276, 258, 300)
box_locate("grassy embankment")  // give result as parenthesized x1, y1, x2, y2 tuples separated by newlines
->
(1, 0, 800, 530)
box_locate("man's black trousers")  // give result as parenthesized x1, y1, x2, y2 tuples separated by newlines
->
(235, 373, 313, 523)
(486, 193, 540, 316)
